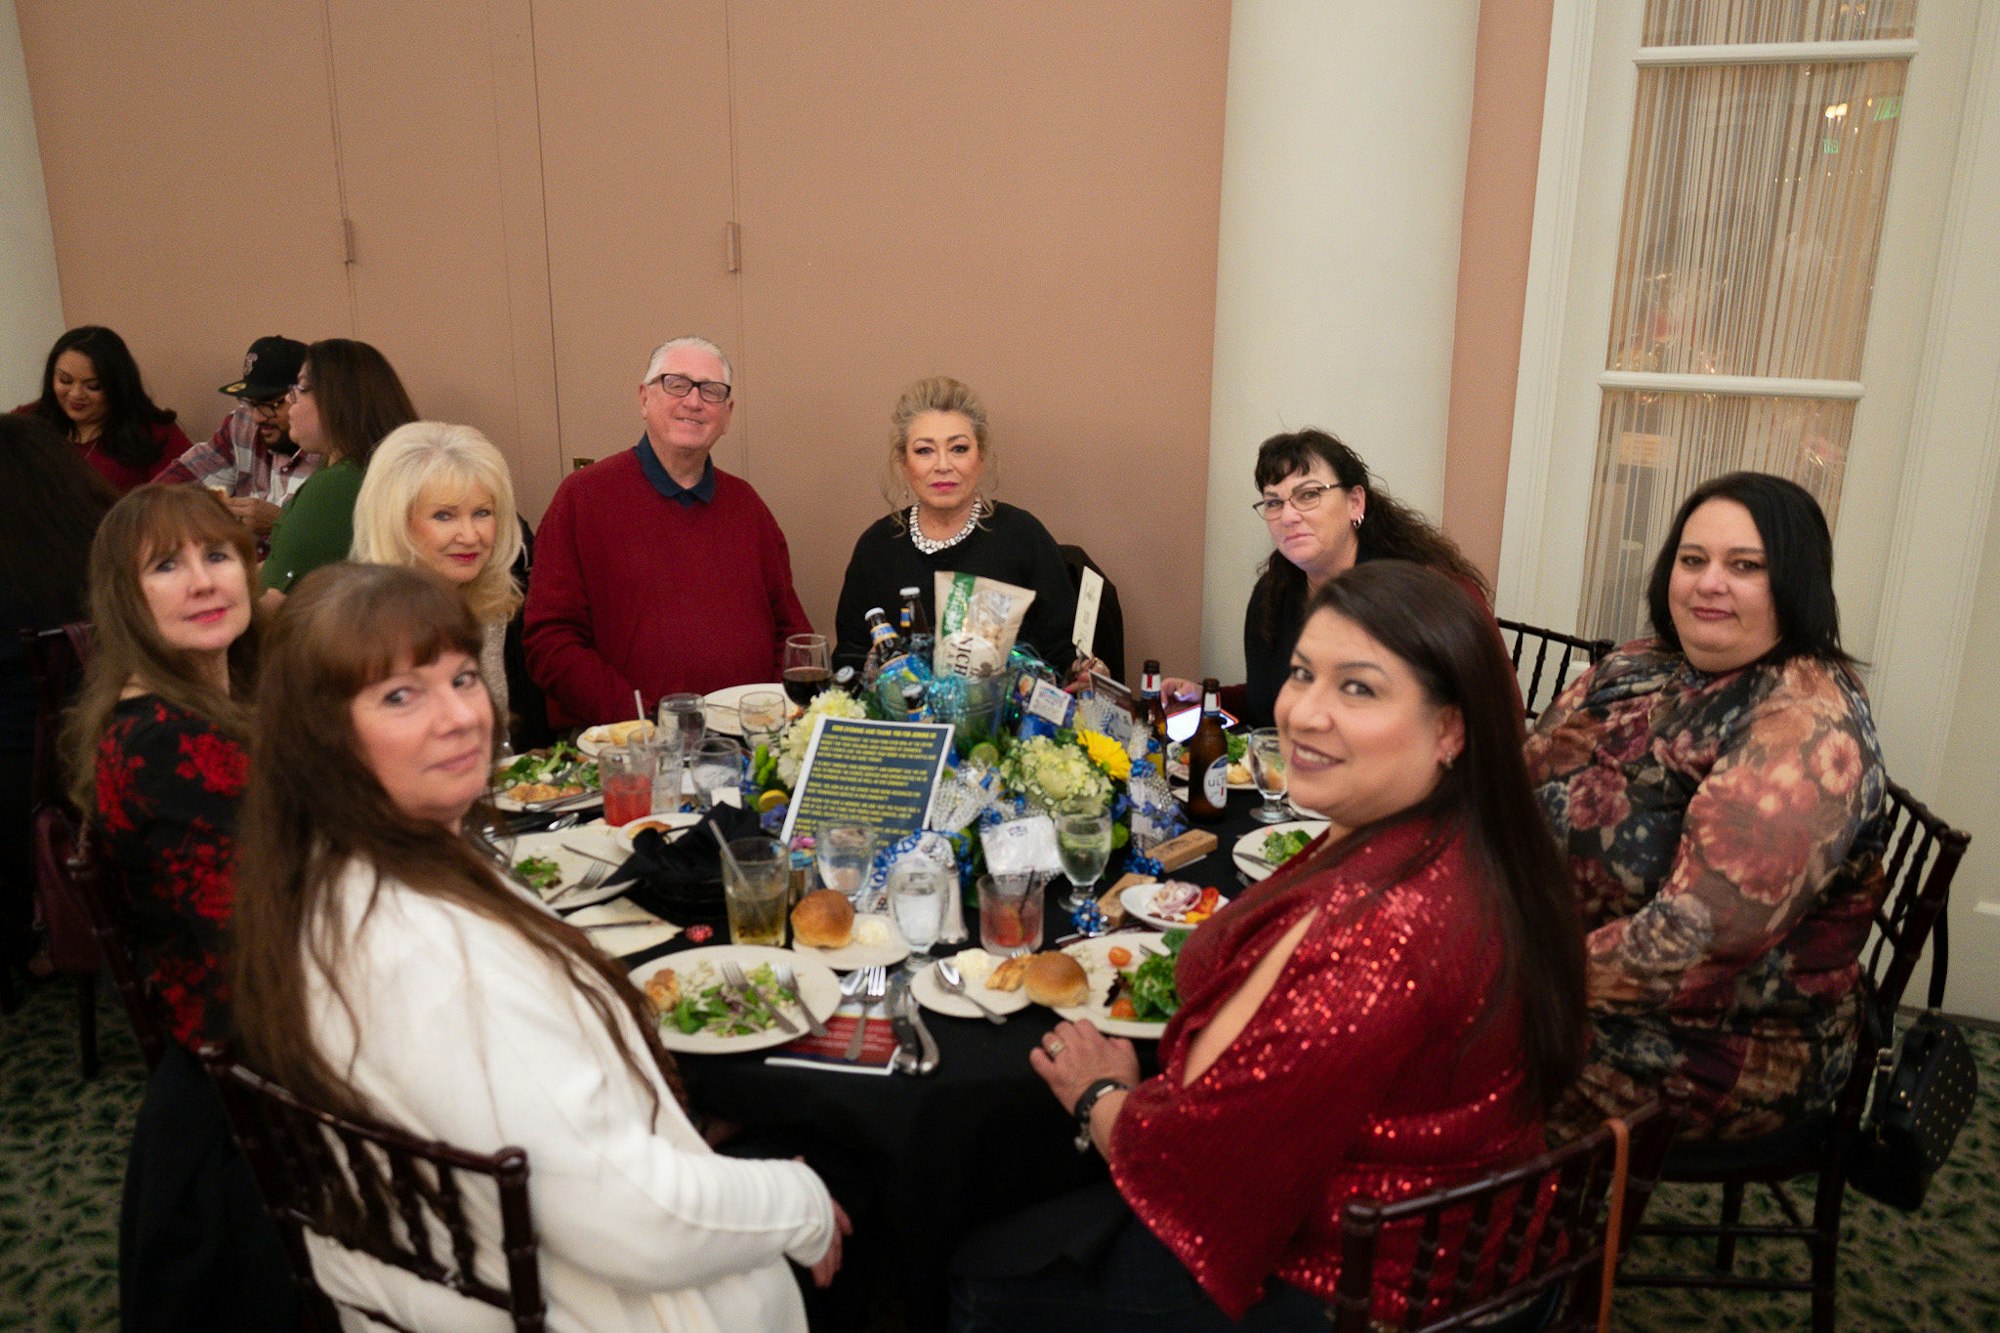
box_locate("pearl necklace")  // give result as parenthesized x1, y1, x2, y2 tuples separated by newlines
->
(909, 501, 983, 555)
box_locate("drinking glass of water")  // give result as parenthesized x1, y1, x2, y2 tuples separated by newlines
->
(887, 859, 950, 974)
(1247, 727, 1289, 824)
(1055, 796, 1113, 912)
(815, 825, 875, 903)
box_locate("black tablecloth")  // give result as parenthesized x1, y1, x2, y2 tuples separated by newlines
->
(620, 794, 1270, 1331)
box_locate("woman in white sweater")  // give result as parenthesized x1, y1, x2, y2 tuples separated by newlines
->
(232, 562, 845, 1331)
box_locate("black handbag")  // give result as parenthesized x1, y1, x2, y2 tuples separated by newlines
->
(1849, 907, 1978, 1211)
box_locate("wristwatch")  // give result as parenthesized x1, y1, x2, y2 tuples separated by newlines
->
(1071, 1077, 1132, 1152)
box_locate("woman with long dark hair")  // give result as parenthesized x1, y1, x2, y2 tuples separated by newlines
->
(0, 414, 115, 969)
(1166, 428, 1492, 727)
(16, 325, 192, 492)
(954, 562, 1585, 1329)
(233, 562, 845, 1330)
(1526, 471, 1888, 1142)
(259, 338, 417, 599)
(60, 484, 291, 1329)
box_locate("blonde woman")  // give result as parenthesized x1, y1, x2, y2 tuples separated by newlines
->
(350, 421, 523, 732)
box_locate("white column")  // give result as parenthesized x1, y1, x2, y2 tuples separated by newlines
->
(0, 0, 63, 404)
(1201, 1, 1481, 679)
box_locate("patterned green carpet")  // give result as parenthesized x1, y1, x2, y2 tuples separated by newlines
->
(3, 977, 1997, 1331)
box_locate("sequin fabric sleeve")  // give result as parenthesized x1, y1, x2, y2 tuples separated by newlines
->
(1105, 820, 1539, 1318)
(93, 697, 247, 1049)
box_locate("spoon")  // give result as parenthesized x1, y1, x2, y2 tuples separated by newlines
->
(933, 959, 1007, 1025)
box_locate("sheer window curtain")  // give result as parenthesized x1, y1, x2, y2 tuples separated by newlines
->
(1576, 0, 1915, 641)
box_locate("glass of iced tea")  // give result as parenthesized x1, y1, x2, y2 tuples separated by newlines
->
(723, 836, 789, 946)
(600, 743, 653, 827)
(976, 873, 1044, 958)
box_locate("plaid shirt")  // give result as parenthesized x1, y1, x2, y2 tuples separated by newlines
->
(156, 405, 322, 505)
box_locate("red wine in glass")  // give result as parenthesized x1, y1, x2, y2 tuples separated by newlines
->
(784, 667, 830, 707)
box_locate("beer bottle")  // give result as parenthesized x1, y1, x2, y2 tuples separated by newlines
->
(898, 585, 931, 637)
(1185, 677, 1228, 824)
(1138, 659, 1168, 754)
(861, 608, 902, 687)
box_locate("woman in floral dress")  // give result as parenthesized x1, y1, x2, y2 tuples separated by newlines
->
(1525, 472, 1888, 1142)
(62, 484, 291, 1329)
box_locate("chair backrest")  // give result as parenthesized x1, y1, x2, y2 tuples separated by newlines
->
(1329, 1090, 1685, 1333)
(36, 808, 170, 1072)
(1495, 618, 1614, 722)
(22, 622, 95, 812)
(1840, 779, 1973, 1117)
(199, 1046, 547, 1333)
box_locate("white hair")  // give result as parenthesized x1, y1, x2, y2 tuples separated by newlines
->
(642, 336, 732, 386)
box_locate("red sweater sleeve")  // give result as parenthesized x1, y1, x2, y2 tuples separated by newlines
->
(523, 479, 640, 726)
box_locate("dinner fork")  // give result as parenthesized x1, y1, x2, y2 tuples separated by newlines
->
(721, 960, 800, 1037)
(842, 966, 888, 1062)
(773, 961, 829, 1038)
(547, 861, 612, 905)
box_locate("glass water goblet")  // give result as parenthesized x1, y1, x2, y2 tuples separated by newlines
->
(739, 689, 788, 758)
(1247, 727, 1289, 824)
(886, 859, 950, 974)
(815, 825, 875, 903)
(1055, 796, 1114, 912)
(689, 737, 746, 812)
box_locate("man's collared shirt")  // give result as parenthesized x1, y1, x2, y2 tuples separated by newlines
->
(635, 437, 717, 507)
(157, 405, 322, 506)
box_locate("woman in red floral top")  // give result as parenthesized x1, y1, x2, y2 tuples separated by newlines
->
(952, 563, 1586, 1330)
(63, 484, 290, 1329)
(1525, 473, 1888, 1143)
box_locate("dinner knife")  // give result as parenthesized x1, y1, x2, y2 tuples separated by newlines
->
(886, 978, 925, 1075)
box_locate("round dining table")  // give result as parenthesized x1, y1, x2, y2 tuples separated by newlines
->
(617, 793, 1272, 1332)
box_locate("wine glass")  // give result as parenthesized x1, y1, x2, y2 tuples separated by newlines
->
(739, 689, 788, 757)
(689, 737, 745, 812)
(1055, 796, 1113, 912)
(1247, 727, 1289, 824)
(815, 825, 875, 903)
(886, 859, 950, 974)
(783, 634, 832, 708)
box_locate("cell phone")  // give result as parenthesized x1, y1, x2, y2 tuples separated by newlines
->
(1166, 702, 1238, 744)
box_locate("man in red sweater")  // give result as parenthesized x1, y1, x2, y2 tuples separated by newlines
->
(523, 336, 813, 729)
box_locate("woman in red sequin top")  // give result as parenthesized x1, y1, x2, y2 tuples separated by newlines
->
(62, 485, 292, 1329)
(951, 563, 1587, 1330)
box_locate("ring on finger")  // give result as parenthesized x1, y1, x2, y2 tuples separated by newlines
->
(1046, 1038, 1067, 1056)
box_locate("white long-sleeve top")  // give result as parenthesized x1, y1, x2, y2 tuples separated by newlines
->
(300, 858, 834, 1332)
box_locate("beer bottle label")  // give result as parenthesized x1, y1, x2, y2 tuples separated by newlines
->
(1202, 758, 1228, 807)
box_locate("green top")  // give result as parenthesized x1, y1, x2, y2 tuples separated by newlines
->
(260, 457, 363, 592)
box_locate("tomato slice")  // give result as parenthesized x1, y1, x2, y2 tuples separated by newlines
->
(1109, 996, 1138, 1020)
(1107, 946, 1133, 969)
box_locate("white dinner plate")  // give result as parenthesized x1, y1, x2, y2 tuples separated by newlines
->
(1231, 819, 1330, 883)
(576, 721, 657, 758)
(1166, 754, 1258, 791)
(1119, 883, 1230, 933)
(634, 946, 841, 1054)
(702, 683, 788, 737)
(1053, 933, 1170, 1040)
(911, 951, 1033, 1020)
(510, 824, 629, 911)
(489, 757, 599, 814)
(793, 913, 910, 971)
(610, 811, 703, 850)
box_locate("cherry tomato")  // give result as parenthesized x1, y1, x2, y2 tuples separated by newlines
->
(1109, 996, 1138, 1020)
(1107, 946, 1133, 969)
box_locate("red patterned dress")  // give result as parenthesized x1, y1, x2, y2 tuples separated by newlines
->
(94, 696, 247, 1050)
(1108, 817, 1544, 1320)
(1525, 644, 1888, 1141)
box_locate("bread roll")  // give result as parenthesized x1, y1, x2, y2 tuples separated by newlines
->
(791, 889, 856, 949)
(1023, 951, 1090, 1008)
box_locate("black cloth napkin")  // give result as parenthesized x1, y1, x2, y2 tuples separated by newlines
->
(611, 804, 766, 928)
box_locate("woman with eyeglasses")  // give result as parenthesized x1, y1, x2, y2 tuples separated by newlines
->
(15, 325, 192, 493)
(1163, 429, 1494, 727)
(832, 376, 1083, 676)
(259, 338, 417, 604)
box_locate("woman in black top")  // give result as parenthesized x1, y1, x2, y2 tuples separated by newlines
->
(834, 376, 1079, 675)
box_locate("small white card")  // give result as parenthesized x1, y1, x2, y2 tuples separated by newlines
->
(1025, 678, 1076, 726)
(1072, 567, 1104, 658)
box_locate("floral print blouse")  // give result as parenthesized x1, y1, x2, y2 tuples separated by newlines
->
(1524, 643, 1887, 1140)
(94, 696, 248, 1050)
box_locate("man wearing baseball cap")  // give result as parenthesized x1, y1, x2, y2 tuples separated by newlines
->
(157, 335, 321, 537)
